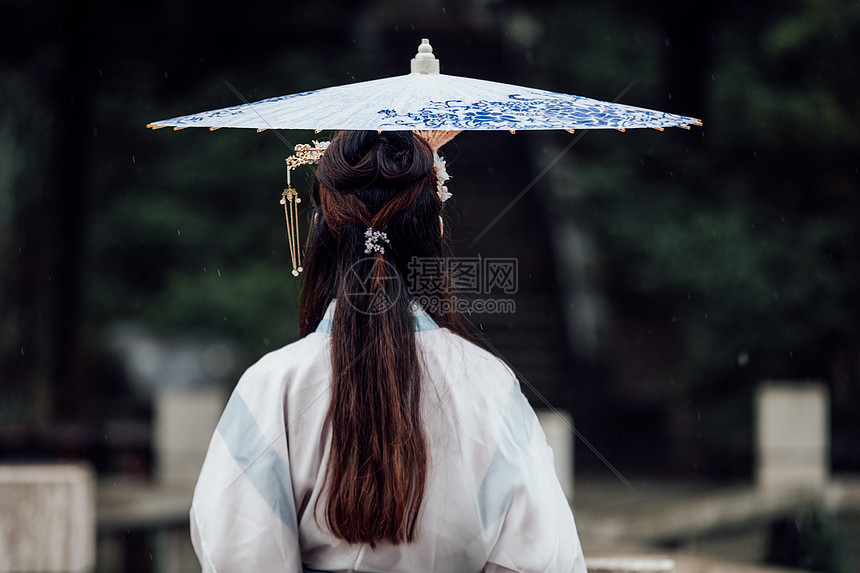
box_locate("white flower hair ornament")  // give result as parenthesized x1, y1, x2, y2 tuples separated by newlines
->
(434, 151, 452, 203)
(364, 228, 391, 254)
(280, 136, 453, 276)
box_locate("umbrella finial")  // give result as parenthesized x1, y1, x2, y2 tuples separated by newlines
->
(411, 38, 440, 74)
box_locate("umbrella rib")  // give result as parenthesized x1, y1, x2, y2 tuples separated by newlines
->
(222, 78, 293, 148)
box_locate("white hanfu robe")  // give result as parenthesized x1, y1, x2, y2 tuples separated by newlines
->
(191, 302, 586, 573)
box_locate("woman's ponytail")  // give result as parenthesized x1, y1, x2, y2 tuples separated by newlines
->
(301, 131, 437, 545)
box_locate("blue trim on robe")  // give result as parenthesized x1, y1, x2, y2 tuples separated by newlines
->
(215, 392, 298, 532)
(477, 382, 534, 527)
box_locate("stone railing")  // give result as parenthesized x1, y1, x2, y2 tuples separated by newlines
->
(0, 464, 95, 573)
(587, 557, 675, 572)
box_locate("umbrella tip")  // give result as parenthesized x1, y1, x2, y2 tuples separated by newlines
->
(411, 38, 440, 74)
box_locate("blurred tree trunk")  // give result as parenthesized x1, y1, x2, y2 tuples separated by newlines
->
(0, 1, 89, 434)
(661, 0, 710, 131)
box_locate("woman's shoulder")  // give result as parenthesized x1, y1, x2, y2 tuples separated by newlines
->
(232, 332, 330, 400)
(418, 327, 521, 400)
(422, 326, 515, 370)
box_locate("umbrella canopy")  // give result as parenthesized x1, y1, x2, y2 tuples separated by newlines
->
(147, 39, 701, 133)
(147, 39, 701, 277)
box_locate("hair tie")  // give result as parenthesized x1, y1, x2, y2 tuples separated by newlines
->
(364, 227, 390, 254)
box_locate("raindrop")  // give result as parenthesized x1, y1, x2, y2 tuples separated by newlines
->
(789, 351, 794, 358)
(753, 151, 757, 158)
(441, 6, 446, 13)
(177, 230, 181, 236)
(164, 72, 169, 79)
(217, 269, 222, 277)
(203, 267, 207, 272)
(20, 348, 24, 356)
(132, 155, 136, 164)
(738, 352, 749, 366)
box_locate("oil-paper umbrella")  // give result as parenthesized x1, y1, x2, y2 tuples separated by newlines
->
(148, 39, 701, 274)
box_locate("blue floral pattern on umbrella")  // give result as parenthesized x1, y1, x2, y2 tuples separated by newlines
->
(149, 72, 700, 132)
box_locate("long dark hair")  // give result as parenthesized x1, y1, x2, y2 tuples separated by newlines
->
(299, 131, 468, 546)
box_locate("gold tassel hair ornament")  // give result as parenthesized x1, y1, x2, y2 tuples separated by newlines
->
(280, 183, 302, 276)
(281, 140, 330, 276)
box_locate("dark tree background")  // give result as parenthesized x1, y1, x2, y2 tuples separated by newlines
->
(1, 0, 858, 478)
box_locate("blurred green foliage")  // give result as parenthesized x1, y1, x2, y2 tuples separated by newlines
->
(524, 0, 859, 471)
(86, 120, 306, 355)
(82, 53, 353, 356)
(2, 0, 858, 472)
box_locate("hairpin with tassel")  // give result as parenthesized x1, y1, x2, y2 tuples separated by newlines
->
(281, 140, 330, 276)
